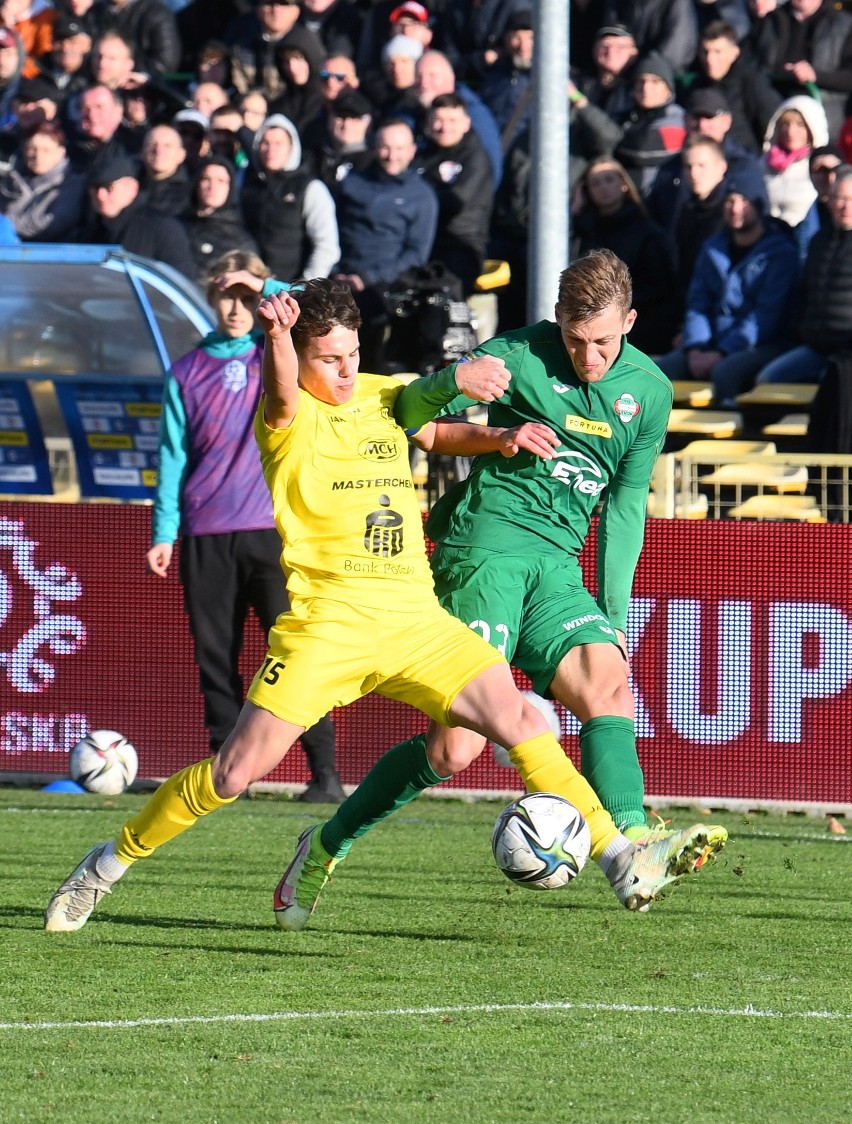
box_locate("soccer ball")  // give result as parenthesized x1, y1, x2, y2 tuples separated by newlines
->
(492, 792, 591, 890)
(69, 730, 138, 795)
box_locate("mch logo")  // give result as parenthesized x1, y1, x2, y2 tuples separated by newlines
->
(614, 392, 641, 423)
(358, 437, 399, 462)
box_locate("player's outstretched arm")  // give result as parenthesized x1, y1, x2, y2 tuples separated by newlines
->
(415, 419, 558, 459)
(258, 291, 302, 429)
(395, 356, 511, 431)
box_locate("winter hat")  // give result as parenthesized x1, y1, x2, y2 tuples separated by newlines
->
(809, 144, 844, 169)
(87, 153, 140, 188)
(595, 23, 635, 43)
(634, 50, 674, 93)
(330, 89, 373, 119)
(725, 166, 769, 215)
(506, 9, 533, 32)
(389, 2, 429, 24)
(686, 87, 731, 118)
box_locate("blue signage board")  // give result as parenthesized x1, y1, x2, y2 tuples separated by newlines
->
(54, 381, 161, 500)
(0, 379, 53, 494)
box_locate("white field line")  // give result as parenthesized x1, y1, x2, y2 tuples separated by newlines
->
(1, 1000, 849, 1034)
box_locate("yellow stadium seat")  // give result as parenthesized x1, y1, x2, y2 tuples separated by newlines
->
(762, 413, 809, 437)
(668, 409, 742, 437)
(698, 462, 809, 492)
(671, 381, 713, 407)
(475, 259, 511, 291)
(735, 383, 817, 409)
(728, 495, 825, 521)
(679, 439, 776, 458)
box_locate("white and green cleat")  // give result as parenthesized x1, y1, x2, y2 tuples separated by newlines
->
(607, 823, 728, 912)
(273, 825, 339, 931)
(44, 842, 113, 932)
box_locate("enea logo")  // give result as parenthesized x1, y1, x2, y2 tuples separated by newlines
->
(358, 437, 400, 462)
(549, 450, 607, 496)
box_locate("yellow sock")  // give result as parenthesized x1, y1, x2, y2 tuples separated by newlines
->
(114, 758, 238, 865)
(509, 732, 620, 861)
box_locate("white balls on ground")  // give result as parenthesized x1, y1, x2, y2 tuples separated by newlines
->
(69, 730, 138, 795)
(492, 691, 562, 768)
(492, 792, 591, 890)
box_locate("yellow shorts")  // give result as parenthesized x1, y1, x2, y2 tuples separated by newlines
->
(247, 596, 505, 730)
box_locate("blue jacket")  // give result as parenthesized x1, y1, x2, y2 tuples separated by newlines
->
(335, 162, 439, 286)
(682, 225, 799, 354)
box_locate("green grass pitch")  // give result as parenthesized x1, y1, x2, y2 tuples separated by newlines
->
(1, 790, 850, 1124)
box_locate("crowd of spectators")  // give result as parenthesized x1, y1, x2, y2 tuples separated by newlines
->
(0, 0, 850, 399)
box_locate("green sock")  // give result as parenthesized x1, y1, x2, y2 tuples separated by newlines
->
(320, 734, 448, 858)
(579, 715, 646, 832)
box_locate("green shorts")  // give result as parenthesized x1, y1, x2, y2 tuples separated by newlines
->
(431, 544, 621, 697)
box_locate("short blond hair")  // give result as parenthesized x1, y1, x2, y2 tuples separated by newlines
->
(556, 249, 633, 322)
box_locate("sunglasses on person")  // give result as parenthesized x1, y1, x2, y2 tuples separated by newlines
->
(320, 70, 348, 81)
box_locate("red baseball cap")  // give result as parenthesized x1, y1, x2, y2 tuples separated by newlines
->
(389, 2, 429, 24)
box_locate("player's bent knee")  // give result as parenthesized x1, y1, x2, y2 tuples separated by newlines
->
(427, 731, 486, 776)
(211, 758, 250, 799)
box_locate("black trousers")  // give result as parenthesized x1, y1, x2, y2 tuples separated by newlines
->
(179, 530, 337, 771)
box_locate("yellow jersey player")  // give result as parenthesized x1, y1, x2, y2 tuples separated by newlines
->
(46, 279, 720, 934)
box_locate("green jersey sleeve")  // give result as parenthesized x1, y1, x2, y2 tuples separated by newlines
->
(393, 363, 477, 431)
(595, 476, 649, 633)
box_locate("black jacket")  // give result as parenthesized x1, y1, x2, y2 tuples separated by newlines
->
(799, 226, 852, 354)
(572, 201, 679, 354)
(141, 166, 192, 218)
(752, 1, 852, 139)
(88, 191, 197, 279)
(184, 157, 259, 284)
(240, 165, 313, 282)
(418, 130, 494, 261)
(91, 0, 181, 76)
(691, 53, 781, 154)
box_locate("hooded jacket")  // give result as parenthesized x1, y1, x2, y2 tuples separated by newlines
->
(240, 113, 339, 282)
(762, 95, 830, 230)
(184, 157, 260, 285)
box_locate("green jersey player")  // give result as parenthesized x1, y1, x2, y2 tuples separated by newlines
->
(277, 250, 727, 927)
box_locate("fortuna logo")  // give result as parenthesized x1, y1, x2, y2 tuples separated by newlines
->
(549, 450, 608, 496)
(564, 414, 612, 438)
(614, 392, 640, 423)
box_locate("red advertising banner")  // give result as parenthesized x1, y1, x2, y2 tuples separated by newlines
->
(1, 504, 850, 808)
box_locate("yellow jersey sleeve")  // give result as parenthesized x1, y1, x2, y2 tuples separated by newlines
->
(254, 374, 435, 608)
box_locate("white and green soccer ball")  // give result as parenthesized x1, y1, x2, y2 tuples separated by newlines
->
(492, 792, 591, 890)
(69, 729, 138, 795)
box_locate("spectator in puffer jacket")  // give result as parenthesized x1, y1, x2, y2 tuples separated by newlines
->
(240, 111, 339, 283)
(756, 163, 852, 386)
(656, 166, 800, 404)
